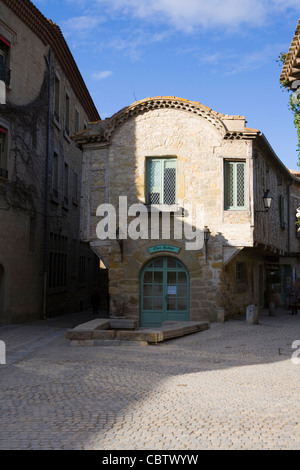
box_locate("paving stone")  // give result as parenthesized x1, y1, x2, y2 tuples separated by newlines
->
(0, 308, 300, 450)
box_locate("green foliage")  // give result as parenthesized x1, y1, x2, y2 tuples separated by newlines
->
(289, 92, 300, 166)
(277, 51, 288, 64)
(279, 51, 300, 166)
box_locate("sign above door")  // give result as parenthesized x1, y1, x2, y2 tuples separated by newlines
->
(148, 245, 180, 254)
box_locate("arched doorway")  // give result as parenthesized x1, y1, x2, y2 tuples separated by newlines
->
(0, 265, 5, 322)
(140, 257, 190, 327)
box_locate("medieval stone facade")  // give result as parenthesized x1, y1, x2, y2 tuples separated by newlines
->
(0, 0, 100, 324)
(74, 97, 300, 325)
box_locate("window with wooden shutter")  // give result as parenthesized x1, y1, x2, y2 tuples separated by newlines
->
(146, 158, 177, 205)
(224, 161, 246, 210)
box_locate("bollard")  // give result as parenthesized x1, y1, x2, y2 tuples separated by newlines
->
(246, 305, 258, 324)
(268, 301, 275, 317)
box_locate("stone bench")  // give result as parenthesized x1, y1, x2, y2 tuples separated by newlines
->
(65, 318, 210, 346)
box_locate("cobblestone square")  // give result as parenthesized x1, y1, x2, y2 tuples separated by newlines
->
(0, 309, 300, 450)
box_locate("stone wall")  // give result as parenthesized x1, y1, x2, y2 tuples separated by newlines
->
(0, 3, 99, 323)
(82, 105, 256, 323)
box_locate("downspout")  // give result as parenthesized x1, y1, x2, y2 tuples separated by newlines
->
(43, 48, 52, 320)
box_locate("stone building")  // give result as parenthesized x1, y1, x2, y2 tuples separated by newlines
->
(74, 96, 300, 326)
(0, 0, 101, 324)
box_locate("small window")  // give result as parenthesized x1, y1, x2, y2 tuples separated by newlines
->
(65, 93, 70, 135)
(54, 75, 60, 123)
(52, 151, 59, 195)
(224, 161, 246, 210)
(48, 233, 68, 289)
(0, 36, 11, 86)
(0, 127, 8, 179)
(64, 162, 69, 205)
(74, 109, 79, 133)
(146, 157, 177, 205)
(73, 171, 78, 204)
(236, 262, 248, 284)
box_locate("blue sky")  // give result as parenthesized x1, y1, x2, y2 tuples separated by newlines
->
(33, 0, 300, 170)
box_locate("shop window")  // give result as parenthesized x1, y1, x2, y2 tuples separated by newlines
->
(146, 157, 177, 205)
(224, 160, 246, 210)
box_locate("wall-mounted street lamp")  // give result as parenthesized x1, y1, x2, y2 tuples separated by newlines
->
(255, 190, 273, 213)
(116, 227, 123, 262)
(204, 226, 211, 262)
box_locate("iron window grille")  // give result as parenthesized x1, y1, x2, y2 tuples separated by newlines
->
(146, 157, 177, 205)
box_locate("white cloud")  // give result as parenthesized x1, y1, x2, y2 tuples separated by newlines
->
(93, 0, 300, 31)
(196, 43, 288, 75)
(61, 15, 103, 37)
(92, 70, 113, 80)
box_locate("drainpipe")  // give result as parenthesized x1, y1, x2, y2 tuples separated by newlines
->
(43, 48, 52, 320)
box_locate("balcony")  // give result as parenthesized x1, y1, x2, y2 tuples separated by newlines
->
(0, 64, 11, 87)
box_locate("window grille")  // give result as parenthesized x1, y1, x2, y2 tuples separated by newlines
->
(146, 158, 177, 205)
(224, 161, 246, 210)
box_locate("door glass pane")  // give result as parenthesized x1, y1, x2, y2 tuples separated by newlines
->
(167, 258, 177, 268)
(144, 271, 152, 283)
(177, 299, 187, 310)
(178, 271, 187, 284)
(154, 271, 163, 283)
(167, 272, 176, 284)
(153, 297, 163, 310)
(153, 284, 163, 296)
(143, 285, 152, 296)
(167, 298, 177, 311)
(143, 298, 152, 310)
(153, 259, 163, 268)
(178, 285, 187, 297)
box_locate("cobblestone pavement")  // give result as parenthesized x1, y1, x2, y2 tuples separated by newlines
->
(0, 308, 300, 450)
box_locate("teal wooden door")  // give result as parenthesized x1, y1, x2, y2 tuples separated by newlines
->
(141, 257, 190, 327)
